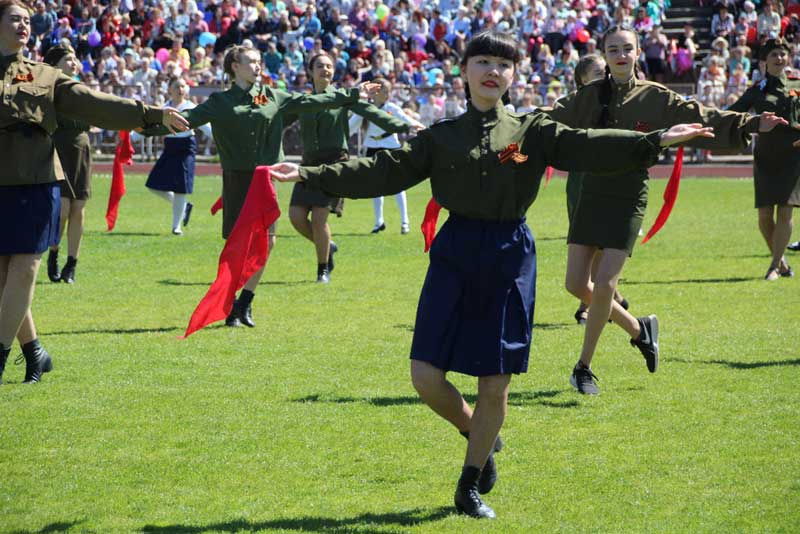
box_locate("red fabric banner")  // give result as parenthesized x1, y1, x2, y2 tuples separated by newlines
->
(642, 146, 684, 244)
(210, 196, 223, 215)
(106, 130, 133, 231)
(181, 166, 281, 338)
(544, 166, 554, 186)
(420, 197, 442, 253)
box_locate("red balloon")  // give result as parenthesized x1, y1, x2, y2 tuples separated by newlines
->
(577, 29, 590, 43)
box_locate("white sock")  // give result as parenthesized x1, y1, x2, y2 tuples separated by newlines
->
(395, 191, 409, 226)
(172, 194, 187, 231)
(372, 197, 385, 227)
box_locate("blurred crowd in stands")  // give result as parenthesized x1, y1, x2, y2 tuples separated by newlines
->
(20, 0, 800, 154)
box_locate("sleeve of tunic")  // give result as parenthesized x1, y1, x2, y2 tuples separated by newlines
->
(300, 129, 433, 198)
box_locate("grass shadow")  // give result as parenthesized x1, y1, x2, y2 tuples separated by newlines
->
(532, 235, 567, 242)
(533, 322, 572, 330)
(140, 506, 453, 534)
(11, 521, 84, 534)
(89, 231, 162, 237)
(293, 389, 577, 408)
(158, 279, 312, 287)
(670, 357, 800, 369)
(624, 276, 755, 285)
(43, 326, 181, 336)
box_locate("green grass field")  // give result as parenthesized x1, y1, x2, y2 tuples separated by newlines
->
(1, 174, 798, 534)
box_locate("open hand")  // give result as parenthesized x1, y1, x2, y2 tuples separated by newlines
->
(758, 111, 789, 132)
(359, 82, 382, 99)
(660, 123, 715, 147)
(269, 162, 301, 182)
(162, 107, 190, 134)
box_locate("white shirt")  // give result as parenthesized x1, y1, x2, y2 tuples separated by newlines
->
(348, 101, 415, 150)
(166, 100, 212, 139)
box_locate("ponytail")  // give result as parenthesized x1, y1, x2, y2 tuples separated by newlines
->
(597, 65, 612, 128)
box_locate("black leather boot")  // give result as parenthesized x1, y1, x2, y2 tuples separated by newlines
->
(237, 290, 255, 328)
(47, 249, 60, 282)
(18, 339, 53, 384)
(60, 256, 77, 284)
(460, 431, 503, 494)
(225, 301, 241, 327)
(454, 466, 496, 519)
(0, 344, 10, 385)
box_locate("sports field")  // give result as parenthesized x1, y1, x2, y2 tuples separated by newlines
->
(2, 173, 798, 533)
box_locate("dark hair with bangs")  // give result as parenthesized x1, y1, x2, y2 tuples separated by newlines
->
(460, 30, 520, 67)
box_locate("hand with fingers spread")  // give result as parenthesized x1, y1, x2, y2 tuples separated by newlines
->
(758, 111, 790, 132)
(269, 162, 301, 182)
(162, 107, 190, 134)
(659, 123, 715, 147)
(359, 81, 383, 100)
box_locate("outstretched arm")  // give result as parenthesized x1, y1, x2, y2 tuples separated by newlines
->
(271, 130, 433, 198)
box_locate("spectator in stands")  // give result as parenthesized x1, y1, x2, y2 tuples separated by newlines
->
(588, 3, 613, 38)
(758, 1, 782, 39)
(712, 4, 736, 44)
(644, 25, 669, 82)
(633, 6, 653, 37)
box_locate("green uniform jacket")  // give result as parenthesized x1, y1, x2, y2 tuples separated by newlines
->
(546, 76, 759, 199)
(286, 86, 411, 165)
(728, 72, 800, 207)
(144, 83, 360, 170)
(0, 52, 163, 187)
(301, 103, 665, 222)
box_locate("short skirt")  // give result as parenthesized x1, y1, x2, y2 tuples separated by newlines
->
(565, 171, 583, 225)
(290, 150, 347, 209)
(53, 130, 92, 200)
(568, 170, 649, 255)
(146, 136, 197, 194)
(753, 134, 800, 208)
(409, 214, 537, 377)
(0, 182, 61, 255)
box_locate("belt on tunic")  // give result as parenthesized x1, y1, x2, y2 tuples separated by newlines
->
(0, 122, 47, 138)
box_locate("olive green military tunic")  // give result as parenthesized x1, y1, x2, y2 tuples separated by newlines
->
(52, 115, 92, 200)
(288, 85, 412, 207)
(300, 103, 665, 219)
(0, 51, 164, 187)
(547, 77, 758, 253)
(144, 83, 360, 238)
(728, 72, 800, 207)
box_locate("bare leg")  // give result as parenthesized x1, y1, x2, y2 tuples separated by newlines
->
(410, 359, 473, 432)
(16, 311, 37, 346)
(465, 374, 510, 468)
(0, 254, 41, 348)
(67, 199, 86, 258)
(772, 206, 794, 271)
(289, 205, 314, 241)
(310, 207, 331, 264)
(578, 249, 639, 367)
(759, 206, 776, 254)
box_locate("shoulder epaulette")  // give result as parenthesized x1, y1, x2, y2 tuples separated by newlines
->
(430, 116, 459, 127)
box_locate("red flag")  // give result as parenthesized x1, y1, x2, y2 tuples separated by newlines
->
(420, 197, 442, 253)
(211, 196, 223, 215)
(642, 146, 684, 244)
(544, 166, 554, 186)
(106, 130, 133, 231)
(181, 166, 280, 338)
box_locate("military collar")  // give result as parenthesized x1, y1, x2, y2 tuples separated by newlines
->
(467, 101, 505, 128)
(228, 82, 260, 99)
(769, 71, 788, 87)
(313, 84, 335, 95)
(611, 75, 637, 95)
(0, 50, 22, 71)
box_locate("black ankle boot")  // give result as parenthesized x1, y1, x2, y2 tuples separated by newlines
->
(460, 431, 503, 494)
(60, 256, 77, 284)
(237, 290, 255, 328)
(47, 249, 60, 282)
(0, 344, 10, 385)
(18, 339, 53, 384)
(454, 465, 496, 519)
(225, 301, 241, 327)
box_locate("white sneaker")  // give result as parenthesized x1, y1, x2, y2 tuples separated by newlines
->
(172, 228, 183, 235)
(401, 223, 410, 234)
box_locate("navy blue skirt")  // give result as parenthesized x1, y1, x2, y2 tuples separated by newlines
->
(0, 183, 61, 255)
(145, 136, 197, 194)
(410, 214, 537, 377)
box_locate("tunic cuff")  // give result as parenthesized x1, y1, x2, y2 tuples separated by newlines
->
(644, 129, 667, 159)
(744, 115, 760, 134)
(141, 104, 164, 129)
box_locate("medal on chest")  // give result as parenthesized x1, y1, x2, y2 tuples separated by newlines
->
(498, 143, 528, 164)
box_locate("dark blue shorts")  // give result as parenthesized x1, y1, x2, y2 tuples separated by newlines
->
(410, 214, 537, 377)
(0, 182, 61, 255)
